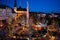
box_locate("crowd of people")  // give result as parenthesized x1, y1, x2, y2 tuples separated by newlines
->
(0, 13, 60, 40)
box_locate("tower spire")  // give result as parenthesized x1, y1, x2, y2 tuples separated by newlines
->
(14, 0, 16, 7)
(26, 1, 29, 27)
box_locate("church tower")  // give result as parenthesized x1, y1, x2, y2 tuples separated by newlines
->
(14, 0, 29, 28)
(14, 0, 16, 7)
(14, 0, 17, 12)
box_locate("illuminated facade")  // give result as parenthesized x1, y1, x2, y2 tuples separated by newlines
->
(14, 0, 29, 27)
(0, 4, 12, 27)
(0, 5, 13, 20)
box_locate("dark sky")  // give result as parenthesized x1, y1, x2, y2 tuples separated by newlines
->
(0, 0, 60, 13)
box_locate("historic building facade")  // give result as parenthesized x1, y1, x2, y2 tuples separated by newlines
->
(0, 5, 13, 20)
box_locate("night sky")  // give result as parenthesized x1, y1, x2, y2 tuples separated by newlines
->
(0, 0, 60, 13)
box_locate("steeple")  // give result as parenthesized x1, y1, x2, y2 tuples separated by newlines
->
(14, 0, 16, 7)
